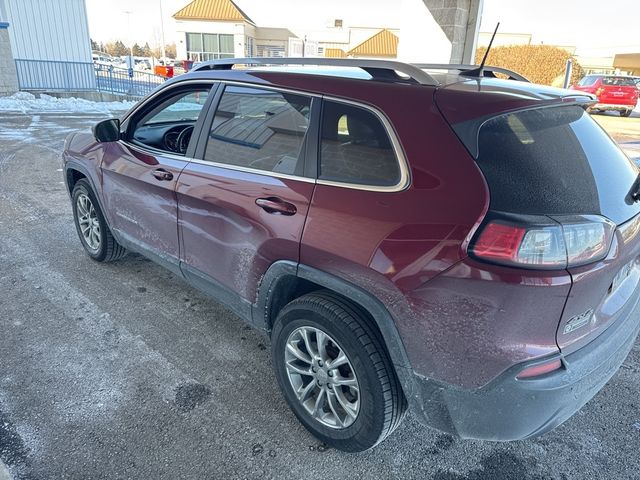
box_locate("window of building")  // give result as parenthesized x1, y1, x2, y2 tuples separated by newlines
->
(256, 45, 285, 58)
(186, 33, 234, 61)
(245, 36, 254, 56)
(204, 86, 312, 175)
(320, 101, 400, 187)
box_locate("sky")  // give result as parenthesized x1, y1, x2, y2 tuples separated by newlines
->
(85, 0, 640, 56)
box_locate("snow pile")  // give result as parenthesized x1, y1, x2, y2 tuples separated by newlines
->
(0, 92, 135, 114)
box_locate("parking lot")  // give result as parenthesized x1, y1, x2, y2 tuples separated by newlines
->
(1, 105, 639, 480)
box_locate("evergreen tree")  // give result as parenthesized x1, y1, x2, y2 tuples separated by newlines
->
(131, 43, 144, 57)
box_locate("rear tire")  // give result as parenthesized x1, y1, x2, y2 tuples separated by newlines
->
(271, 291, 406, 452)
(621, 109, 633, 117)
(71, 179, 127, 262)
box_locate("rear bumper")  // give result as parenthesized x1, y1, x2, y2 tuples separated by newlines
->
(408, 288, 640, 440)
(593, 103, 636, 111)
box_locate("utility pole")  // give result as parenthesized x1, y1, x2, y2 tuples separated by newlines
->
(123, 10, 133, 57)
(159, 0, 166, 60)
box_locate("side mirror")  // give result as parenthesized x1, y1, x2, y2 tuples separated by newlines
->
(92, 118, 121, 142)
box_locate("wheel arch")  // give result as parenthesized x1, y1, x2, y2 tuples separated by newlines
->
(255, 261, 418, 400)
(65, 164, 90, 195)
(64, 162, 113, 231)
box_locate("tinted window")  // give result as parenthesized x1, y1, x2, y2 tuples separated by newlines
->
(320, 101, 399, 186)
(204, 86, 311, 175)
(578, 76, 599, 86)
(476, 106, 640, 224)
(602, 76, 636, 86)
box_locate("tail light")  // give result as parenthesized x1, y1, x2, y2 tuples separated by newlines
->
(470, 213, 615, 269)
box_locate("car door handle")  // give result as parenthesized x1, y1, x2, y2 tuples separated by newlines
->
(255, 197, 297, 216)
(152, 168, 173, 181)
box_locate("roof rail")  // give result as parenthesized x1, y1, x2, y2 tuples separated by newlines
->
(414, 63, 530, 82)
(192, 57, 439, 86)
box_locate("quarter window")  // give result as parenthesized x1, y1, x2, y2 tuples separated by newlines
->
(204, 86, 311, 175)
(320, 101, 400, 187)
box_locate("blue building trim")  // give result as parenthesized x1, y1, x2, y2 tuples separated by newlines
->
(0, 22, 9, 29)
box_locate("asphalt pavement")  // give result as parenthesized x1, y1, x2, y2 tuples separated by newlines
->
(0, 111, 639, 480)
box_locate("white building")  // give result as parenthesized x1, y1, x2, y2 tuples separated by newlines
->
(0, 0, 94, 92)
(173, 0, 481, 65)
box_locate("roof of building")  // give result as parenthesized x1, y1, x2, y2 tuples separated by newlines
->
(348, 29, 398, 57)
(614, 53, 640, 70)
(173, 0, 254, 23)
(325, 48, 347, 58)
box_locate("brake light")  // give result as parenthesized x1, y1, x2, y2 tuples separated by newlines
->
(472, 223, 526, 262)
(470, 214, 615, 269)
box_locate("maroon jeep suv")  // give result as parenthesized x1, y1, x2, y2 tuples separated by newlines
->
(63, 58, 640, 452)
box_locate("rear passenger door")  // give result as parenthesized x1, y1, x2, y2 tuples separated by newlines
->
(176, 85, 318, 318)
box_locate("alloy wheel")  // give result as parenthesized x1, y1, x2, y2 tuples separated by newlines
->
(76, 193, 101, 252)
(284, 326, 360, 429)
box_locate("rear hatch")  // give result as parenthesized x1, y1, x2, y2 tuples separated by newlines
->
(438, 85, 640, 353)
(599, 77, 638, 106)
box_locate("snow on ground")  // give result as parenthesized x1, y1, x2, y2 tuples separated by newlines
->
(0, 92, 135, 115)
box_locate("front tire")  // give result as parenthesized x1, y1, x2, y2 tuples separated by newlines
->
(271, 291, 406, 452)
(71, 179, 126, 262)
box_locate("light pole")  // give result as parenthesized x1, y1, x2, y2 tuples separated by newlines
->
(158, 0, 166, 61)
(123, 10, 133, 61)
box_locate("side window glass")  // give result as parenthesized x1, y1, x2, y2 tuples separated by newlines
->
(130, 88, 210, 154)
(320, 101, 400, 187)
(204, 86, 311, 175)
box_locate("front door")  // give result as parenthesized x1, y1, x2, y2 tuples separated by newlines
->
(177, 85, 317, 315)
(101, 85, 213, 272)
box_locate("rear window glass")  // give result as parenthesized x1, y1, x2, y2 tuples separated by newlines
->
(578, 76, 599, 86)
(602, 77, 636, 86)
(476, 106, 640, 224)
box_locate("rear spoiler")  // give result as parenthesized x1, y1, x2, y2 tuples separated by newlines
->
(451, 97, 597, 159)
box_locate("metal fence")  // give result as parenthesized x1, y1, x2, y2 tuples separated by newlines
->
(94, 63, 165, 97)
(15, 59, 97, 91)
(14, 59, 167, 98)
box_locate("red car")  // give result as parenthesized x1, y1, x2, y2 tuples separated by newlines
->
(572, 75, 638, 116)
(63, 58, 640, 452)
